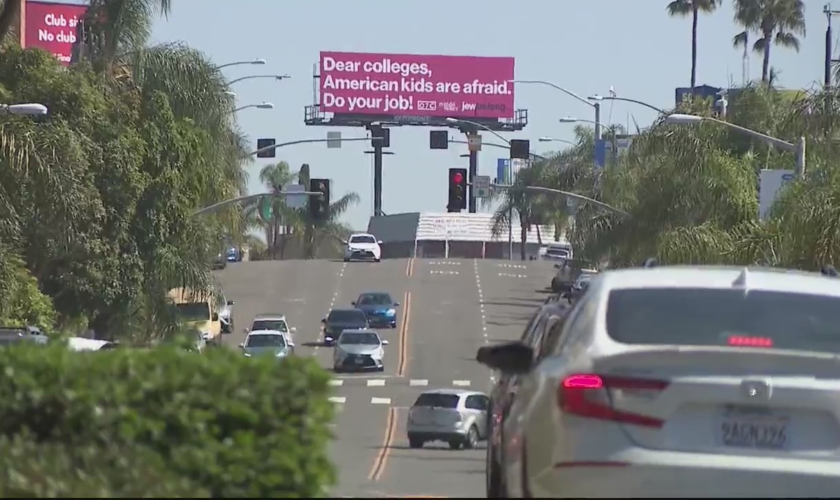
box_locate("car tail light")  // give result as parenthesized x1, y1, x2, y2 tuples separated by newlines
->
(727, 335, 773, 348)
(557, 374, 668, 428)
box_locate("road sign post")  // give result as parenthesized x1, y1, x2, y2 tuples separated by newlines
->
(474, 175, 491, 199)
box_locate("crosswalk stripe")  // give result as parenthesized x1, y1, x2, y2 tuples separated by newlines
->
(371, 397, 391, 404)
(329, 379, 344, 386)
(329, 396, 346, 404)
(367, 379, 386, 387)
(452, 380, 471, 387)
(409, 379, 429, 386)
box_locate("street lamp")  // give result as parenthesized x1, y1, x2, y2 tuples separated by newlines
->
(509, 80, 602, 140)
(445, 117, 511, 145)
(228, 74, 291, 85)
(664, 113, 807, 175)
(587, 94, 664, 114)
(538, 137, 575, 146)
(0, 103, 48, 116)
(233, 102, 274, 113)
(216, 59, 267, 70)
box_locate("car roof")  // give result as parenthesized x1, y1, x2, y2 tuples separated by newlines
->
(330, 308, 364, 314)
(417, 388, 485, 397)
(253, 314, 287, 320)
(350, 233, 375, 238)
(599, 265, 840, 297)
(339, 328, 379, 335)
(357, 291, 392, 297)
(247, 329, 286, 336)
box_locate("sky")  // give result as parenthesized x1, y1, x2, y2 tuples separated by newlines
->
(150, 0, 826, 232)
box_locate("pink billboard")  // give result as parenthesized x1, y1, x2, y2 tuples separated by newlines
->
(24, 1, 88, 67)
(319, 51, 515, 119)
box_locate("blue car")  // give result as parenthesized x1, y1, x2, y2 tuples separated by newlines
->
(352, 292, 399, 328)
(226, 246, 241, 262)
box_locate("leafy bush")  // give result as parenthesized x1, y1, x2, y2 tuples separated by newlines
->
(0, 437, 208, 497)
(0, 344, 335, 497)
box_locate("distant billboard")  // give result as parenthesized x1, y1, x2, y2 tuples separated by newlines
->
(319, 51, 515, 119)
(24, 1, 88, 66)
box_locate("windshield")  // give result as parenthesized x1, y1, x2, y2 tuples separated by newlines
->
(349, 235, 376, 244)
(357, 293, 393, 306)
(606, 288, 840, 353)
(246, 334, 287, 348)
(328, 310, 367, 324)
(338, 332, 380, 345)
(413, 393, 460, 409)
(251, 320, 288, 332)
(175, 302, 210, 321)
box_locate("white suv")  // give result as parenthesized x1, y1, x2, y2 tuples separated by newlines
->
(481, 262, 840, 498)
(344, 233, 382, 262)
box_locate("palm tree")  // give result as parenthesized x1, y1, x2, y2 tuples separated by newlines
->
(667, 0, 722, 92)
(733, 0, 806, 83)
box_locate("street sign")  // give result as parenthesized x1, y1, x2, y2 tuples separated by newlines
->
(474, 175, 491, 198)
(467, 134, 482, 152)
(284, 184, 307, 209)
(327, 131, 342, 148)
(258, 196, 273, 223)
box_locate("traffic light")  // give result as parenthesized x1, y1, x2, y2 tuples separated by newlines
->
(370, 126, 390, 148)
(256, 138, 276, 158)
(309, 178, 330, 221)
(510, 139, 531, 160)
(447, 168, 468, 212)
(430, 130, 449, 150)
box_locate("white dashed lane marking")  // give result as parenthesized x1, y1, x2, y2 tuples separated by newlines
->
(315, 262, 347, 355)
(475, 259, 487, 344)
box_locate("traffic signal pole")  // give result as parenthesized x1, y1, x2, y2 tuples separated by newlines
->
(468, 149, 478, 214)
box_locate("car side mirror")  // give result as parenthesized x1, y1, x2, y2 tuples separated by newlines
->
(351, 301, 356, 306)
(554, 264, 560, 269)
(377, 240, 383, 245)
(201, 333, 210, 341)
(476, 342, 533, 375)
(243, 327, 249, 334)
(381, 340, 389, 345)
(212, 313, 219, 321)
(290, 327, 297, 333)
(227, 300, 235, 305)
(393, 302, 399, 307)
(238, 343, 245, 349)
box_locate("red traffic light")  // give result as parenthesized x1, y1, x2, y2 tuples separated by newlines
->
(453, 173, 463, 184)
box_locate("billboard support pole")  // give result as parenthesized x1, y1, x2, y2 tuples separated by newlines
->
(373, 141, 383, 217)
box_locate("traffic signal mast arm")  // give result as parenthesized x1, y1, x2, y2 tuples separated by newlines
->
(191, 191, 324, 217)
(488, 183, 630, 218)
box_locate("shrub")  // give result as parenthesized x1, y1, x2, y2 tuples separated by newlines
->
(0, 345, 335, 497)
(0, 437, 208, 497)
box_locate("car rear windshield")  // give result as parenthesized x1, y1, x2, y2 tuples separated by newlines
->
(606, 288, 840, 353)
(329, 310, 366, 323)
(413, 393, 460, 409)
(350, 235, 376, 244)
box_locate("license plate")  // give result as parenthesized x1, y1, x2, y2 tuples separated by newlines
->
(354, 358, 364, 364)
(719, 407, 789, 449)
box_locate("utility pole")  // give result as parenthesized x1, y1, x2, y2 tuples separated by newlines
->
(825, 4, 840, 88)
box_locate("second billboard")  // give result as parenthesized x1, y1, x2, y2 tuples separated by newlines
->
(319, 51, 515, 120)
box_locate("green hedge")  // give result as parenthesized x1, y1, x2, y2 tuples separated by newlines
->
(0, 344, 335, 497)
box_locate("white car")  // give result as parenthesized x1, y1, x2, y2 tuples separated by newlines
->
(480, 262, 840, 498)
(244, 314, 297, 353)
(344, 233, 382, 262)
(218, 294, 235, 334)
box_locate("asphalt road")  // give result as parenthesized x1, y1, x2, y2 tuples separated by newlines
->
(216, 257, 554, 498)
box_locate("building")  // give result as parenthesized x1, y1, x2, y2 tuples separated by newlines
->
(367, 212, 566, 260)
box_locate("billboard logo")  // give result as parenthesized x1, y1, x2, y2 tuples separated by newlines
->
(24, 1, 88, 66)
(319, 51, 515, 119)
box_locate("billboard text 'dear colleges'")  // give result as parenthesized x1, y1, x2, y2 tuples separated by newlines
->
(319, 51, 515, 119)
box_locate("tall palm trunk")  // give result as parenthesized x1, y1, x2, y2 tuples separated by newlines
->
(519, 214, 528, 261)
(690, 6, 698, 90)
(761, 29, 772, 82)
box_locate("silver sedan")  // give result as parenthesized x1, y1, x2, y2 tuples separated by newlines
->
(332, 329, 388, 372)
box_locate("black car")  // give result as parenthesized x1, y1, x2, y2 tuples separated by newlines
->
(481, 296, 573, 498)
(211, 251, 227, 270)
(352, 292, 399, 328)
(321, 308, 369, 346)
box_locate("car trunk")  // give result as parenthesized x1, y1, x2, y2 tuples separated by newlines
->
(592, 347, 840, 460)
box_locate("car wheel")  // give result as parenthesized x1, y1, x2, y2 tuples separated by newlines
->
(343, 257, 350, 262)
(333, 366, 342, 373)
(449, 440, 463, 450)
(374, 258, 381, 263)
(464, 425, 479, 449)
(408, 435, 424, 449)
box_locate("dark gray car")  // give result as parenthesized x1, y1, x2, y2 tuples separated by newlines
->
(321, 308, 369, 346)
